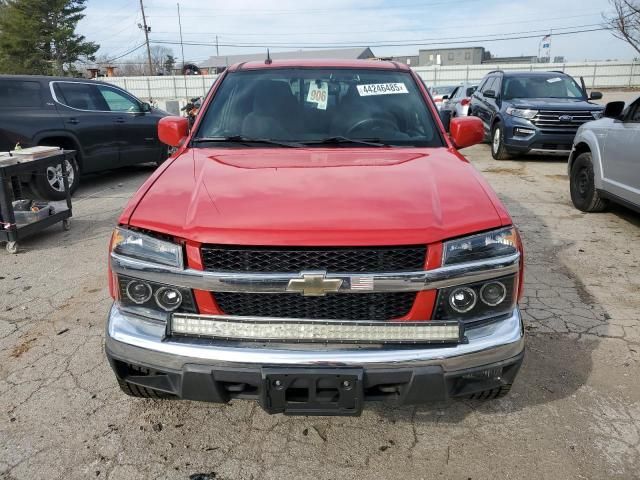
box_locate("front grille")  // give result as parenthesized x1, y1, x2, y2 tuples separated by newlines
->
(214, 292, 416, 320)
(201, 245, 427, 273)
(531, 110, 596, 134)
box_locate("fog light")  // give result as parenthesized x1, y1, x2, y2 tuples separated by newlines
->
(155, 287, 183, 311)
(480, 281, 507, 306)
(514, 127, 535, 136)
(125, 280, 153, 304)
(449, 287, 477, 313)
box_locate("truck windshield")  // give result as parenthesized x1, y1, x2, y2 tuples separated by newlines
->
(502, 74, 586, 100)
(195, 68, 443, 147)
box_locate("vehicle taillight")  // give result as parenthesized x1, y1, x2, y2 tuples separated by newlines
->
(461, 98, 470, 106)
(434, 97, 442, 103)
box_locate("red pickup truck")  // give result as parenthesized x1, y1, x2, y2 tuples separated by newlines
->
(106, 59, 525, 416)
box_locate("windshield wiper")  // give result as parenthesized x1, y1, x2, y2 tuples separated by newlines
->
(303, 136, 390, 147)
(192, 135, 304, 148)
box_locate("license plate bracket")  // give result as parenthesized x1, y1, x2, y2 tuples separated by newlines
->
(261, 368, 363, 416)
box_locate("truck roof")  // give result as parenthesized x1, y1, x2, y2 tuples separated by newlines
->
(227, 58, 411, 72)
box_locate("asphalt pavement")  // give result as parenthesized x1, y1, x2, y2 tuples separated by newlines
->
(1, 129, 639, 479)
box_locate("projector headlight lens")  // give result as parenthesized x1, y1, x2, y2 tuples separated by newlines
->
(480, 281, 507, 306)
(125, 280, 153, 304)
(155, 287, 183, 312)
(449, 287, 477, 313)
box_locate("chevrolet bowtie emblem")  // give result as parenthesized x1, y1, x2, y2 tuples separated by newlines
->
(286, 271, 343, 296)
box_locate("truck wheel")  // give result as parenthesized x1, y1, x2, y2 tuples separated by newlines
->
(32, 157, 79, 201)
(117, 378, 175, 399)
(570, 152, 608, 212)
(491, 123, 512, 160)
(468, 384, 512, 400)
(116, 365, 175, 399)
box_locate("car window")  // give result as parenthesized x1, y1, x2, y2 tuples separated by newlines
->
(0, 80, 42, 108)
(629, 101, 640, 122)
(97, 85, 141, 112)
(53, 82, 106, 111)
(449, 87, 460, 99)
(481, 77, 496, 93)
(502, 74, 586, 100)
(196, 68, 443, 147)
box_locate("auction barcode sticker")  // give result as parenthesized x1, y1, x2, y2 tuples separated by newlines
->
(357, 83, 408, 96)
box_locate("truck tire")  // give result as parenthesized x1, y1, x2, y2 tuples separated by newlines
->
(116, 365, 175, 399)
(468, 384, 512, 400)
(570, 152, 608, 212)
(491, 123, 512, 160)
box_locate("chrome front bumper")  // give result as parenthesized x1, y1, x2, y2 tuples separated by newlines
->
(105, 303, 524, 373)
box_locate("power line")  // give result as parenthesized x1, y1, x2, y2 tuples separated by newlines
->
(148, 22, 608, 49)
(149, 27, 610, 50)
(145, 0, 482, 18)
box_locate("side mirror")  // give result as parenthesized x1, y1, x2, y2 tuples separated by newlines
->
(603, 101, 625, 119)
(483, 89, 496, 99)
(589, 91, 603, 101)
(158, 116, 189, 147)
(141, 102, 152, 113)
(449, 116, 484, 149)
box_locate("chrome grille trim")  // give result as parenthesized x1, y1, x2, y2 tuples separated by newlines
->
(531, 110, 597, 132)
(110, 252, 520, 294)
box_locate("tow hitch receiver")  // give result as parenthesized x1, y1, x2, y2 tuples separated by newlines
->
(261, 368, 364, 416)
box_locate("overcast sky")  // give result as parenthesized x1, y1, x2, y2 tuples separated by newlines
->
(78, 0, 637, 66)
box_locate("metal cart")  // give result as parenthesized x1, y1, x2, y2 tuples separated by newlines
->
(0, 150, 74, 254)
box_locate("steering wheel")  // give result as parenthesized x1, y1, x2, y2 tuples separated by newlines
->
(345, 117, 398, 137)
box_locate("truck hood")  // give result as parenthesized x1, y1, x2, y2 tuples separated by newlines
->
(127, 147, 509, 246)
(511, 97, 603, 111)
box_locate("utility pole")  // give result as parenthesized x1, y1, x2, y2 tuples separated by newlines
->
(139, 0, 153, 75)
(216, 35, 219, 57)
(177, 2, 185, 74)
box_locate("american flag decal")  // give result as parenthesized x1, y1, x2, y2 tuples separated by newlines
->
(350, 276, 374, 291)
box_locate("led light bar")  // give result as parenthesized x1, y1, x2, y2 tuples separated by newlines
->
(170, 314, 463, 344)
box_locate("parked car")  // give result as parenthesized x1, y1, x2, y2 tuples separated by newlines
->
(0, 75, 169, 200)
(569, 99, 640, 213)
(106, 59, 525, 415)
(442, 83, 477, 118)
(469, 70, 604, 160)
(430, 85, 458, 110)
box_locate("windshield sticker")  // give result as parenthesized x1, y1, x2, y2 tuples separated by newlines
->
(307, 81, 328, 110)
(357, 83, 408, 96)
(546, 77, 562, 83)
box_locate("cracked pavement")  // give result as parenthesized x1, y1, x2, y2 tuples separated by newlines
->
(1, 142, 640, 479)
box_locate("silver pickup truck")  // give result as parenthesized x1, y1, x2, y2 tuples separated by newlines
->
(569, 98, 640, 213)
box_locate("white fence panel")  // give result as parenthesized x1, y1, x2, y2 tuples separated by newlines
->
(102, 62, 638, 106)
(412, 61, 639, 88)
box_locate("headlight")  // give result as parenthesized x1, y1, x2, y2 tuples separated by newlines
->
(442, 227, 519, 265)
(506, 106, 538, 119)
(111, 227, 183, 268)
(591, 110, 603, 120)
(434, 275, 517, 323)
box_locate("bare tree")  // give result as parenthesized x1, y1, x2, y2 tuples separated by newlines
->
(605, 0, 640, 55)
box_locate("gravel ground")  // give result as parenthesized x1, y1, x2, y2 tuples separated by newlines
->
(1, 140, 639, 480)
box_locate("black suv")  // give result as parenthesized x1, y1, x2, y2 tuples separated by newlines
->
(0, 75, 169, 199)
(469, 71, 603, 160)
